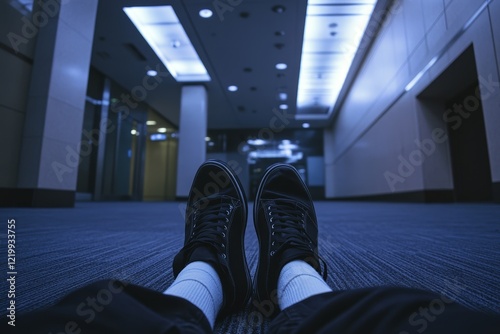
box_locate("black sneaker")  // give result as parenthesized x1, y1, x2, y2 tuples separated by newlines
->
(253, 163, 327, 315)
(173, 160, 252, 315)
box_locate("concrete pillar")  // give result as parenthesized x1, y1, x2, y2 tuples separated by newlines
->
(176, 85, 208, 198)
(15, 0, 99, 207)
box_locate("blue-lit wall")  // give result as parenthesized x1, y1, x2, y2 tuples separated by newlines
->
(325, 0, 500, 200)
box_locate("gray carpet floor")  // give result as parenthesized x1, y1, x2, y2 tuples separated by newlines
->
(1, 201, 499, 333)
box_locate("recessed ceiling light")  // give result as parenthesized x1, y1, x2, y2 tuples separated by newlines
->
(278, 92, 288, 101)
(302, 123, 310, 129)
(279, 104, 288, 110)
(205, 136, 211, 141)
(131, 129, 137, 135)
(228, 85, 238, 92)
(146, 70, 158, 76)
(272, 5, 286, 14)
(199, 9, 213, 18)
(157, 127, 167, 133)
(146, 120, 157, 125)
(276, 63, 287, 70)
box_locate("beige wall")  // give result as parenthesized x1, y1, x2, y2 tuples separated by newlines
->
(143, 138, 178, 201)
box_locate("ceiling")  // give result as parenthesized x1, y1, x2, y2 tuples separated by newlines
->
(91, 0, 385, 130)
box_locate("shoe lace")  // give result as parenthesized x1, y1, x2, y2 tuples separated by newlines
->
(268, 200, 328, 280)
(190, 200, 233, 259)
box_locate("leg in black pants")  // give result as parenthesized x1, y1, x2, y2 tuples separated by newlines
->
(268, 287, 500, 334)
(6, 162, 500, 334)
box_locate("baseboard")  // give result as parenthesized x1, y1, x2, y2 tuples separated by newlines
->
(329, 190, 455, 203)
(0, 188, 75, 208)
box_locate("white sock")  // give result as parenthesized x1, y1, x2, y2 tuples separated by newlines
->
(163, 261, 223, 328)
(277, 260, 332, 310)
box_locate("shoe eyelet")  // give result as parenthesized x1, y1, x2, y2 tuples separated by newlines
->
(222, 243, 225, 248)
(226, 210, 230, 215)
(270, 251, 275, 256)
(222, 232, 226, 237)
(271, 241, 275, 246)
(225, 217, 229, 223)
(221, 253, 227, 259)
(272, 232, 275, 236)
(268, 205, 271, 210)
(268, 211, 272, 216)
(270, 217, 273, 223)
(224, 225, 227, 230)
(271, 224, 275, 229)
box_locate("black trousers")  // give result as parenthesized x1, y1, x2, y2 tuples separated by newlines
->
(7, 280, 500, 333)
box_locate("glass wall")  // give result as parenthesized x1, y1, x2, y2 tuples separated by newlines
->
(77, 67, 178, 201)
(206, 129, 325, 199)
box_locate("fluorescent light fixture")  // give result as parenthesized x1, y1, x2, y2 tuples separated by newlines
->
(297, 1, 377, 114)
(146, 120, 157, 126)
(276, 63, 287, 70)
(199, 9, 213, 18)
(247, 139, 267, 146)
(157, 127, 168, 133)
(123, 6, 210, 82)
(278, 141, 298, 150)
(150, 133, 167, 141)
(302, 122, 310, 128)
(228, 85, 238, 92)
(146, 70, 158, 76)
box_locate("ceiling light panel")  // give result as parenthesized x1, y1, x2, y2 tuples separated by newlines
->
(297, 1, 377, 114)
(124, 6, 210, 82)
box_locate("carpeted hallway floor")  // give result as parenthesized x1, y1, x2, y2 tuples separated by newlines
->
(1, 201, 499, 333)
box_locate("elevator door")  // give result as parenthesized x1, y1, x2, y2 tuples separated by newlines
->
(446, 83, 492, 202)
